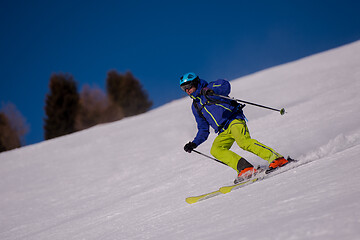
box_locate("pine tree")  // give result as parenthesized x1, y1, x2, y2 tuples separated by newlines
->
(44, 73, 79, 140)
(75, 84, 124, 131)
(106, 70, 152, 117)
(0, 102, 29, 152)
(0, 113, 21, 152)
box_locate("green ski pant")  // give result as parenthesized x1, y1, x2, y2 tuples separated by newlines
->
(210, 119, 282, 173)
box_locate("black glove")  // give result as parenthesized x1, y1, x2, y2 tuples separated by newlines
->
(200, 87, 214, 96)
(230, 100, 246, 110)
(184, 142, 197, 153)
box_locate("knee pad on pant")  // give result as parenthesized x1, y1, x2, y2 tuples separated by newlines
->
(210, 145, 221, 159)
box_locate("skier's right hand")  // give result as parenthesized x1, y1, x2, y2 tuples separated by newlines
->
(184, 142, 197, 153)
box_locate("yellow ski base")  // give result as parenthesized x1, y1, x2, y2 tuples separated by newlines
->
(185, 190, 222, 204)
(219, 178, 259, 193)
(186, 177, 262, 204)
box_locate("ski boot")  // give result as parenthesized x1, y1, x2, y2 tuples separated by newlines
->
(266, 156, 297, 174)
(234, 167, 258, 184)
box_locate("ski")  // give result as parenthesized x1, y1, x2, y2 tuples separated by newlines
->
(219, 156, 298, 194)
(219, 175, 264, 194)
(185, 177, 259, 204)
(185, 190, 222, 204)
(186, 157, 300, 204)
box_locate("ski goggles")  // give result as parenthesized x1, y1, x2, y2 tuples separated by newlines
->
(180, 82, 194, 91)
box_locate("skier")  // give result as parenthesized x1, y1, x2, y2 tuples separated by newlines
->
(180, 72, 289, 183)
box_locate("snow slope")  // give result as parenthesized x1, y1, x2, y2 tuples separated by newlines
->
(1, 40, 360, 240)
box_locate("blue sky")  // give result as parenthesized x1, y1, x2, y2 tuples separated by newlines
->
(1, 0, 360, 145)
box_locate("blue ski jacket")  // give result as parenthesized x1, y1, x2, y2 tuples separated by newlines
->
(190, 78, 246, 146)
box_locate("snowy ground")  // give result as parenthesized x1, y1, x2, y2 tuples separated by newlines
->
(1, 40, 360, 240)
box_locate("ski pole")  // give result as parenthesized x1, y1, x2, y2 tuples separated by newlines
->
(212, 93, 286, 115)
(192, 149, 228, 166)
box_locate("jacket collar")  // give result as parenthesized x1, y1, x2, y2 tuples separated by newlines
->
(190, 78, 208, 98)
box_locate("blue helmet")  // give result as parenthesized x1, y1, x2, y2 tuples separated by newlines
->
(179, 72, 199, 91)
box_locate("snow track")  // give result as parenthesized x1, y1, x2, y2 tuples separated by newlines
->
(1, 41, 360, 240)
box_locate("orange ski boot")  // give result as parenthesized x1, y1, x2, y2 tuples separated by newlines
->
(234, 167, 258, 184)
(266, 157, 289, 174)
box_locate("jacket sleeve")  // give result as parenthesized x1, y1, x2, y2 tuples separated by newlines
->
(191, 104, 210, 146)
